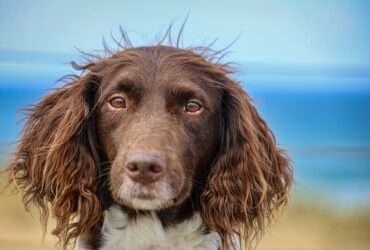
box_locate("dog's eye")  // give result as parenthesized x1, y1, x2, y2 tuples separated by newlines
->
(108, 96, 127, 109)
(185, 100, 202, 114)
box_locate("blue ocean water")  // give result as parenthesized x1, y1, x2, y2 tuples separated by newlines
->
(1, 64, 369, 204)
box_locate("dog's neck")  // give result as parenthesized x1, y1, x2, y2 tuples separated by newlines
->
(75, 204, 221, 250)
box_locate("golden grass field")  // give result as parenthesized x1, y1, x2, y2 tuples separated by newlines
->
(1, 173, 369, 250)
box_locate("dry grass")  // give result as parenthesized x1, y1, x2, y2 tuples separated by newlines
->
(0, 185, 56, 250)
(258, 200, 370, 250)
(1, 173, 369, 250)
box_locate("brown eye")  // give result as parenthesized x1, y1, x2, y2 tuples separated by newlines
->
(185, 100, 202, 114)
(109, 96, 127, 109)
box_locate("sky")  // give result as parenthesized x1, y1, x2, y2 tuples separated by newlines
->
(1, 0, 370, 65)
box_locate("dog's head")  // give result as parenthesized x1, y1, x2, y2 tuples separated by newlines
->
(94, 46, 222, 211)
(9, 43, 292, 249)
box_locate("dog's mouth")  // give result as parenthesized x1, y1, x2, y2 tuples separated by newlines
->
(129, 183, 162, 200)
(134, 192, 156, 200)
(114, 176, 183, 210)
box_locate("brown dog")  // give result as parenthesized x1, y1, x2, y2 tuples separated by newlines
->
(9, 34, 292, 250)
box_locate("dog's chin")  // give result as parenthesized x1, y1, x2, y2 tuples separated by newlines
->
(122, 196, 176, 210)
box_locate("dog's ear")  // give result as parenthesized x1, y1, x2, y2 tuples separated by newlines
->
(201, 80, 292, 250)
(8, 73, 102, 248)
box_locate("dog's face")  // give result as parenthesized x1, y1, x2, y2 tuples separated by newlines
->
(96, 47, 222, 210)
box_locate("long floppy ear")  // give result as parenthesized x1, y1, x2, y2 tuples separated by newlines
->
(8, 74, 101, 249)
(201, 80, 293, 250)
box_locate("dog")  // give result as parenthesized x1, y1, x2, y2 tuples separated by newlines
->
(9, 32, 292, 250)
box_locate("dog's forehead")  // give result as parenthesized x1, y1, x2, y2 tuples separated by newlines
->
(101, 47, 219, 96)
(112, 46, 200, 79)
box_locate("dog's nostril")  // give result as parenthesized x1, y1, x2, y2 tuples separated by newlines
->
(124, 152, 166, 184)
(126, 163, 139, 172)
(149, 164, 163, 174)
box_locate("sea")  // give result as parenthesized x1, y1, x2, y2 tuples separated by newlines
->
(1, 61, 369, 205)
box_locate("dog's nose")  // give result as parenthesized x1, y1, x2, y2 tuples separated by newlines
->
(125, 152, 166, 184)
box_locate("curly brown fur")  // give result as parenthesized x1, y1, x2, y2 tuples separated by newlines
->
(8, 29, 292, 250)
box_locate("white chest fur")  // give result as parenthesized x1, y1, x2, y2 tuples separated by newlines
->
(76, 205, 221, 250)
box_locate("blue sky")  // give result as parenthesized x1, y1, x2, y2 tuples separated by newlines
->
(1, 0, 370, 65)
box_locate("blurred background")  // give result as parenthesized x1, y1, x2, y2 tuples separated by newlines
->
(0, 0, 369, 249)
